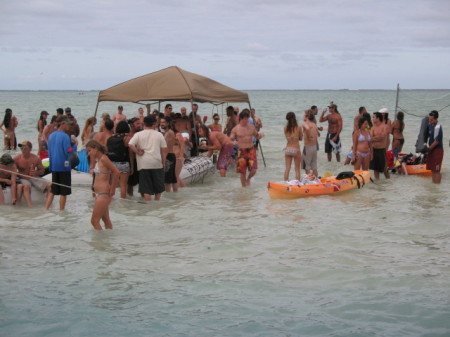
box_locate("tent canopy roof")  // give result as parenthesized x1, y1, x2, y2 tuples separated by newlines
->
(97, 66, 250, 105)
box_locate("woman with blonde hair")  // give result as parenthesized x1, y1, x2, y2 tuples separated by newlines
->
(81, 116, 97, 145)
(86, 140, 119, 230)
(283, 111, 303, 181)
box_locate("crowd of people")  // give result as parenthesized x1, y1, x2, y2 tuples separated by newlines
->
(0, 102, 445, 229)
(0, 105, 264, 230)
(282, 103, 445, 184)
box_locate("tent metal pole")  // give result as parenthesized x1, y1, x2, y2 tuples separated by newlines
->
(248, 101, 266, 167)
(94, 101, 100, 119)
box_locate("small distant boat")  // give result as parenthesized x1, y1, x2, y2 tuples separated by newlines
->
(267, 170, 371, 199)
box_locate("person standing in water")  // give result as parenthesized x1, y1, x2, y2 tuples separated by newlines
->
(426, 110, 444, 184)
(229, 110, 264, 187)
(320, 103, 343, 162)
(283, 112, 302, 181)
(86, 140, 119, 230)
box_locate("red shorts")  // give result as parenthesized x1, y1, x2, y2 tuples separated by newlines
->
(236, 147, 258, 173)
(426, 148, 443, 171)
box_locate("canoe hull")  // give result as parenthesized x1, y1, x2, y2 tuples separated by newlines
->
(267, 170, 371, 199)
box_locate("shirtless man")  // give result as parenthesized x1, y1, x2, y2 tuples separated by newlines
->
(136, 107, 145, 122)
(302, 110, 319, 176)
(0, 153, 18, 205)
(320, 103, 343, 162)
(13, 141, 51, 206)
(160, 117, 178, 192)
(379, 108, 392, 151)
(93, 119, 114, 146)
(42, 115, 58, 147)
(224, 106, 238, 137)
(174, 113, 191, 135)
(189, 103, 203, 126)
(370, 112, 390, 180)
(229, 110, 264, 187)
(306, 106, 324, 132)
(198, 125, 234, 177)
(112, 105, 127, 130)
(180, 107, 188, 118)
(163, 104, 173, 117)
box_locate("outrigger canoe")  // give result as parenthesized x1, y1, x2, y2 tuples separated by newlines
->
(267, 170, 371, 199)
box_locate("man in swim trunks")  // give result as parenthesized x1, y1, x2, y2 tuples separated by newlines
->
(13, 141, 51, 207)
(319, 103, 343, 162)
(370, 112, 390, 180)
(229, 110, 264, 187)
(302, 110, 319, 176)
(426, 110, 444, 184)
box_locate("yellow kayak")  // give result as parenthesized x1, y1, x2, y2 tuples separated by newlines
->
(267, 170, 371, 199)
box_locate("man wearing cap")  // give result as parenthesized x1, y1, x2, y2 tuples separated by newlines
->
(426, 110, 444, 184)
(128, 115, 168, 201)
(113, 105, 127, 131)
(45, 117, 76, 210)
(13, 141, 50, 206)
(320, 103, 343, 162)
(0, 153, 19, 205)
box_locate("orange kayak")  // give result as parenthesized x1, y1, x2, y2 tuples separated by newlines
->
(267, 170, 371, 199)
(394, 153, 432, 175)
(404, 164, 432, 175)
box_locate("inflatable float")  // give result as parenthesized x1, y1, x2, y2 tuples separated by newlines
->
(41, 155, 216, 187)
(267, 170, 371, 199)
(1, 156, 216, 205)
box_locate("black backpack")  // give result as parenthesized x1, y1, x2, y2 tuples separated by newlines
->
(107, 136, 128, 162)
(336, 171, 355, 180)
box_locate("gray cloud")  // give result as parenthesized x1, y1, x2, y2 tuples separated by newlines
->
(1, 0, 449, 89)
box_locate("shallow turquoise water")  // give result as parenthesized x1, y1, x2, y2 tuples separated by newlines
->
(1, 90, 449, 336)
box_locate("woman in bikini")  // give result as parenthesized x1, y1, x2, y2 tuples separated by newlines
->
(173, 130, 187, 188)
(36, 111, 49, 153)
(283, 112, 303, 181)
(86, 140, 119, 230)
(0, 108, 18, 151)
(207, 113, 223, 132)
(391, 111, 405, 153)
(353, 117, 373, 171)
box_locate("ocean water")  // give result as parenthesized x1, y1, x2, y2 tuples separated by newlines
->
(1, 90, 450, 337)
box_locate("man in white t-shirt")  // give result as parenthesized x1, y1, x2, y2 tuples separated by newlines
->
(128, 115, 168, 201)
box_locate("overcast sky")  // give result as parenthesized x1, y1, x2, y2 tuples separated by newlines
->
(1, 0, 449, 90)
